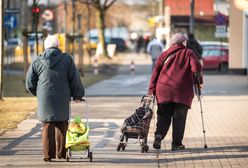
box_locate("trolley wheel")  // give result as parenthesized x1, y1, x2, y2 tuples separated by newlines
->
(125, 136, 128, 142)
(117, 143, 122, 151)
(68, 149, 72, 157)
(144, 145, 149, 153)
(66, 151, 69, 162)
(88, 152, 93, 162)
(121, 144, 126, 151)
(119, 135, 124, 142)
(141, 145, 149, 153)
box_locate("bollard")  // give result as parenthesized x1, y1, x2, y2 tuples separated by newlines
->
(93, 57, 99, 75)
(130, 60, 135, 75)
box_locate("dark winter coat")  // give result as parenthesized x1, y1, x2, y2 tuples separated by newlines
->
(186, 38, 203, 60)
(26, 47, 84, 122)
(148, 44, 202, 108)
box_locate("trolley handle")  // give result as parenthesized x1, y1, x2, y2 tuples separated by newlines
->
(141, 95, 155, 102)
(69, 98, 89, 126)
(72, 97, 85, 103)
(139, 95, 155, 109)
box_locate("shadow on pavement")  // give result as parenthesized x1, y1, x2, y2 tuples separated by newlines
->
(0, 123, 42, 156)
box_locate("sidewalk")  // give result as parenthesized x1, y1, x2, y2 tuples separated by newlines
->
(0, 52, 248, 168)
(86, 52, 152, 96)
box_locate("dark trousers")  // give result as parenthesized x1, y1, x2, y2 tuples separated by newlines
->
(152, 58, 157, 70)
(42, 121, 68, 159)
(155, 102, 188, 145)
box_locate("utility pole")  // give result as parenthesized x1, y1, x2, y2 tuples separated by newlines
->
(87, 0, 91, 56)
(22, 0, 28, 75)
(64, 0, 68, 52)
(159, 0, 164, 17)
(189, 0, 195, 34)
(86, 0, 92, 65)
(151, 1, 157, 16)
(0, 0, 4, 99)
(21, 0, 27, 31)
(72, 0, 76, 57)
(77, 14, 84, 76)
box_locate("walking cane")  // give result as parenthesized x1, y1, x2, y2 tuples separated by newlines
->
(194, 73, 208, 149)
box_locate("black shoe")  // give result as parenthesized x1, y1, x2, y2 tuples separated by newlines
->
(43, 158, 52, 162)
(172, 144, 185, 150)
(153, 135, 162, 149)
(58, 156, 66, 159)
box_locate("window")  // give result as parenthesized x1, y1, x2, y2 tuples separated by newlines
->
(202, 49, 221, 57)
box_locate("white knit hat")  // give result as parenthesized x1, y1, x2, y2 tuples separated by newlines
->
(44, 35, 59, 49)
(169, 33, 188, 46)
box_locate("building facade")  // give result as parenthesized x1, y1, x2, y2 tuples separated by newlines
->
(164, 0, 215, 32)
(229, 0, 248, 74)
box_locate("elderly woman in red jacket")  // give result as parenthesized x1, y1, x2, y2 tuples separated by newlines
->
(148, 32, 203, 150)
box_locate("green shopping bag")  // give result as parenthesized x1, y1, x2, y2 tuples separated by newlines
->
(65, 116, 90, 151)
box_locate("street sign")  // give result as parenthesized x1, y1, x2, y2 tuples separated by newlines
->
(4, 8, 20, 14)
(215, 31, 228, 38)
(216, 12, 227, 25)
(215, 25, 228, 38)
(4, 15, 17, 29)
(215, 12, 228, 38)
(216, 25, 226, 32)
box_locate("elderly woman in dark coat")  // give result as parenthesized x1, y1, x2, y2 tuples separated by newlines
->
(26, 35, 84, 162)
(148, 32, 203, 150)
(187, 33, 203, 65)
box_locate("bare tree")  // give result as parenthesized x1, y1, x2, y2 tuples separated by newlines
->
(79, 0, 117, 57)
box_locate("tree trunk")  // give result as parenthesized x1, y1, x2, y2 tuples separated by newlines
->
(96, 8, 108, 57)
(22, 30, 29, 75)
(0, 0, 4, 99)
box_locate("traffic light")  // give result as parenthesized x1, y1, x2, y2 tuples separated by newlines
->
(32, 6, 40, 14)
(31, 4, 40, 31)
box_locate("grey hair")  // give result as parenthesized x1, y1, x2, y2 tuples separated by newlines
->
(44, 35, 59, 49)
(169, 32, 188, 46)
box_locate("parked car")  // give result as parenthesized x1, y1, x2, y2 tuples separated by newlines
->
(202, 46, 229, 73)
(7, 38, 22, 48)
(200, 41, 228, 49)
(84, 36, 110, 51)
(28, 34, 43, 47)
(6, 38, 23, 57)
(109, 37, 127, 52)
(85, 36, 128, 53)
(85, 36, 99, 51)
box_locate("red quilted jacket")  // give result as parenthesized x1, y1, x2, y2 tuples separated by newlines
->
(148, 44, 203, 108)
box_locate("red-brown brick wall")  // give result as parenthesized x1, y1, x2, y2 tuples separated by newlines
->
(165, 0, 214, 16)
